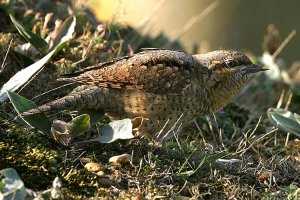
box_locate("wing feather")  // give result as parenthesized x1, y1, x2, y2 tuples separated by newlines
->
(59, 49, 206, 94)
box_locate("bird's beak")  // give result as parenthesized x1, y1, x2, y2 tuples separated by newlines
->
(246, 64, 268, 73)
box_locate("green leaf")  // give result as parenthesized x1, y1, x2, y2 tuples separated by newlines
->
(66, 114, 91, 137)
(7, 91, 52, 136)
(11, 50, 34, 67)
(0, 50, 54, 102)
(270, 112, 300, 132)
(77, 118, 135, 144)
(0, 168, 26, 200)
(268, 108, 300, 137)
(294, 113, 300, 124)
(78, 109, 105, 126)
(291, 84, 300, 96)
(0, 16, 76, 102)
(0, 181, 5, 190)
(9, 14, 48, 52)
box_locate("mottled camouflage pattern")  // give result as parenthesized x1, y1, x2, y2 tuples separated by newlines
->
(22, 49, 263, 139)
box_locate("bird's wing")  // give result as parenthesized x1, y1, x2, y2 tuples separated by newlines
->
(139, 47, 187, 53)
(59, 49, 206, 94)
(60, 55, 132, 76)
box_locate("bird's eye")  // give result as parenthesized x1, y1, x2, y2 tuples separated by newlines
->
(224, 60, 236, 68)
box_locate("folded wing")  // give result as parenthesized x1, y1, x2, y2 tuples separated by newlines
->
(60, 49, 205, 94)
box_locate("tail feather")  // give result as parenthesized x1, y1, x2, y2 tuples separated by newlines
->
(21, 94, 78, 116)
(21, 85, 100, 116)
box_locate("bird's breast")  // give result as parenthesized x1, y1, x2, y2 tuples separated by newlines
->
(102, 88, 208, 121)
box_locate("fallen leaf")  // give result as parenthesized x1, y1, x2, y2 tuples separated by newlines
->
(51, 120, 72, 147)
(132, 194, 146, 200)
(48, 16, 75, 51)
(0, 168, 26, 200)
(77, 118, 135, 144)
(295, 113, 300, 124)
(216, 158, 242, 164)
(98, 119, 134, 143)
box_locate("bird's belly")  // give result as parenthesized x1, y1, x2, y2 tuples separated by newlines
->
(101, 90, 206, 137)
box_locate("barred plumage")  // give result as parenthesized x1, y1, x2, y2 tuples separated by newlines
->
(22, 49, 265, 140)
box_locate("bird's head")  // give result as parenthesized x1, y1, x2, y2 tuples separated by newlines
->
(196, 49, 265, 83)
(193, 49, 266, 112)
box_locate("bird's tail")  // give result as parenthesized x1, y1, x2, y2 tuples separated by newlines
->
(21, 85, 101, 116)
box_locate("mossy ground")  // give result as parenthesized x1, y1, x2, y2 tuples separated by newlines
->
(0, 1, 300, 199)
(1, 103, 299, 199)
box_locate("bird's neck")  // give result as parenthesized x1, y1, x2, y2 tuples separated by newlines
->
(206, 75, 243, 113)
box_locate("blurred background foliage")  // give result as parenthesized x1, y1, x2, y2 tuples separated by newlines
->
(90, 0, 300, 64)
(88, 0, 300, 113)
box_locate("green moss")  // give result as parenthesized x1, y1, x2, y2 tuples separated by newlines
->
(0, 119, 58, 189)
(0, 117, 106, 197)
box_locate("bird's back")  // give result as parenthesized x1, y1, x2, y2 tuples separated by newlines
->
(60, 49, 208, 94)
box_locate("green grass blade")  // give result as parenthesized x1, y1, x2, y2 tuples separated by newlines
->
(9, 14, 48, 52)
(0, 16, 76, 102)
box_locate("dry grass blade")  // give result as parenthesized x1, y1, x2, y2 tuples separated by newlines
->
(194, 119, 207, 144)
(170, 0, 220, 41)
(30, 82, 76, 101)
(237, 126, 278, 156)
(284, 92, 293, 110)
(276, 89, 285, 109)
(137, 0, 166, 31)
(0, 39, 13, 73)
(272, 30, 296, 59)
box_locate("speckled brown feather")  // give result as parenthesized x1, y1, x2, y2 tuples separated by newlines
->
(59, 49, 207, 94)
(22, 49, 262, 140)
